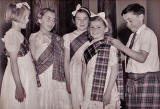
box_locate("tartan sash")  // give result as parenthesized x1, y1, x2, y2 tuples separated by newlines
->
(36, 33, 65, 82)
(84, 38, 111, 101)
(116, 51, 124, 100)
(70, 31, 89, 60)
(84, 37, 124, 101)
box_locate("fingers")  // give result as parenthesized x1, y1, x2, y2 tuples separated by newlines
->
(23, 87, 26, 98)
(15, 87, 26, 102)
(66, 83, 71, 94)
(15, 93, 24, 102)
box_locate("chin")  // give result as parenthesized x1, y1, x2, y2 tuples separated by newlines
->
(21, 27, 26, 29)
(79, 28, 87, 31)
(21, 25, 27, 29)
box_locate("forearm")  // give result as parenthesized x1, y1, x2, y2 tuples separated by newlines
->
(64, 61, 70, 83)
(104, 64, 118, 94)
(10, 57, 22, 86)
(81, 62, 86, 95)
(119, 45, 148, 63)
(64, 48, 70, 83)
(29, 39, 36, 60)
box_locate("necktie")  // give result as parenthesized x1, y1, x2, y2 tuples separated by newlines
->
(126, 32, 136, 66)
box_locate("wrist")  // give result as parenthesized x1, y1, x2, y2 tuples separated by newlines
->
(104, 89, 112, 96)
(16, 82, 22, 88)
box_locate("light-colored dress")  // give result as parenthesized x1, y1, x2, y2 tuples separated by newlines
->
(30, 32, 72, 109)
(81, 40, 121, 109)
(0, 29, 39, 109)
(63, 30, 90, 109)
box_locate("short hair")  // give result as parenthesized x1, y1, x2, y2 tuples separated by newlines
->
(121, 3, 145, 16)
(37, 8, 55, 19)
(5, 3, 30, 23)
(89, 16, 112, 35)
(37, 8, 55, 25)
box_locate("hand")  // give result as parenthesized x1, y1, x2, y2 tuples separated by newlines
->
(103, 92, 111, 108)
(15, 84, 26, 102)
(110, 38, 125, 50)
(66, 81, 71, 94)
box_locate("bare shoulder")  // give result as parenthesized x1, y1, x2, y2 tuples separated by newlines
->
(29, 32, 39, 43)
(63, 31, 75, 40)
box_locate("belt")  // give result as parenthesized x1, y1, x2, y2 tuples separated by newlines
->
(125, 71, 160, 95)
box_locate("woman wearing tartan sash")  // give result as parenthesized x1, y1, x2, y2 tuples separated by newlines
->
(63, 4, 92, 109)
(29, 8, 72, 109)
(81, 12, 122, 109)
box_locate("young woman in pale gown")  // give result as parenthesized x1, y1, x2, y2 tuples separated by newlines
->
(81, 12, 121, 109)
(0, 2, 39, 109)
(29, 8, 72, 109)
(63, 4, 91, 109)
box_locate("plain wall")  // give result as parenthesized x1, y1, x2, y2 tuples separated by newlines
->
(147, 0, 160, 57)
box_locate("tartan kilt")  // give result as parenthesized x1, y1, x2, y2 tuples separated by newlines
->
(125, 71, 160, 109)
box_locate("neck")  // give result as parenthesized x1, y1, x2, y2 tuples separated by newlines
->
(11, 21, 21, 32)
(135, 23, 144, 32)
(77, 29, 86, 33)
(92, 36, 104, 43)
(39, 28, 51, 36)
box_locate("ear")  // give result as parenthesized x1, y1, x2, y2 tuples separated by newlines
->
(139, 14, 144, 21)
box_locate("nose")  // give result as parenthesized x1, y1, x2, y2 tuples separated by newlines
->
(126, 22, 131, 28)
(80, 19, 85, 24)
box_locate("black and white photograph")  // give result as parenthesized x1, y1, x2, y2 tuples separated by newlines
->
(0, 0, 160, 109)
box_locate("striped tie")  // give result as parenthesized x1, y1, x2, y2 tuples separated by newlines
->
(126, 32, 136, 66)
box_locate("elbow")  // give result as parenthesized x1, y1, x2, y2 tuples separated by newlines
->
(138, 57, 147, 63)
(136, 51, 148, 63)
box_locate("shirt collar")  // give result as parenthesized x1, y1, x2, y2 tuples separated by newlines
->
(136, 24, 146, 35)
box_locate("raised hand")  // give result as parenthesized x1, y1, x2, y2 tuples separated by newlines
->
(110, 38, 125, 51)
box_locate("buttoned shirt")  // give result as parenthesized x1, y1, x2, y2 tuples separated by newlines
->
(125, 24, 160, 73)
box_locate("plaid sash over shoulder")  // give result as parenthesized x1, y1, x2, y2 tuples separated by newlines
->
(84, 37, 111, 101)
(36, 34, 65, 83)
(84, 37, 124, 102)
(70, 31, 89, 60)
(116, 51, 124, 100)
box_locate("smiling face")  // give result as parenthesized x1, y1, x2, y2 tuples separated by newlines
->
(123, 12, 144, 32)
(90, 19, 106, 39)
(39, 11, 56, 32)
(75, 12, 89, 32)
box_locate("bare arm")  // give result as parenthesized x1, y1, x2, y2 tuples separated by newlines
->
(103, 64, 118, 107)
(9, 51, 26, 102)
(81, 58, 87, 96)
(29, 35, 36, 60)
(64, 47, 71, 93)
(111, 39, 148, 63)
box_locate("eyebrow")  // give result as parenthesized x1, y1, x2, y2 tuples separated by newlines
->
(76, 17, 88, 19)
(46, 16, 55, 19)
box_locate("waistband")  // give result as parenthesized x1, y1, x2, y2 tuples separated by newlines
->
(125, 71, 160, 80)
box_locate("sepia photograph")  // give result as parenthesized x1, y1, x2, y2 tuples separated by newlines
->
(0, 0, 160, 109)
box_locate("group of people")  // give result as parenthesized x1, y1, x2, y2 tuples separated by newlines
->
(0, 1, 159, 109)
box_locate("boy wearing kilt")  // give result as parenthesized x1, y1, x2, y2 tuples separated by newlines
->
(111, 3, 160, 109)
